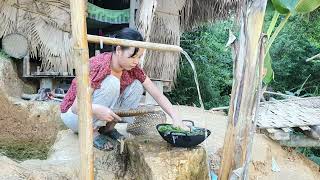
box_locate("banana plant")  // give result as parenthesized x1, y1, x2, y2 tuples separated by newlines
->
(263, 0, 320, 84)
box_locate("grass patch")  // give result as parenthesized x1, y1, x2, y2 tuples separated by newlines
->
(0, 141, 51, 161)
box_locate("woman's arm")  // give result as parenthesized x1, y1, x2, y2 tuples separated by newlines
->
(142, 77, 188, 130)
(71, 88, 121, 122)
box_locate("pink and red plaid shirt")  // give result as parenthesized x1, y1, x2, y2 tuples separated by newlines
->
(60, 52, 146, 113)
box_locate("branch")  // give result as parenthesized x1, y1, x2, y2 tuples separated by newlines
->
(306, 53, 320, 62)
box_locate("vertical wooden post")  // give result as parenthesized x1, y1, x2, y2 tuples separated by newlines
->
(218, 0, 267, 179)
(129, 0, 136, 28)
(70, 0, 94, 180)
(22, 54, 30, 77)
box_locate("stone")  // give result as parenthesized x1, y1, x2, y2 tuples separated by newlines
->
(0, 130, 210, 180)
(124, 136, 209, 180)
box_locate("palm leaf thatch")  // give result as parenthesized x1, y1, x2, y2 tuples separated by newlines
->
(142, 0, 241, 88)
(0, 0, 18, 38)
(0, 0, 240, 86)
(140, 0, 184, 86)
(180, 0, 240, 31)
(0, 0, 74, 74)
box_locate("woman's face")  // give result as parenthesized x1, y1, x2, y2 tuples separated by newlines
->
(116, 46, 145, 70)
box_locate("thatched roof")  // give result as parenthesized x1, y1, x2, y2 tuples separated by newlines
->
(258, 97, 320, 128)
(142, 0, 241, 87)
(0, 0, 73, 73)
(180, 0, 241, 31)
(0, 0, 240, 84)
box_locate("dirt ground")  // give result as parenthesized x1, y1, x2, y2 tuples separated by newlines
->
(165, 105, 320, 180)
(1, 96, 319, 179)
(0, 92, 63, 160)
(0, 57, 62, 144)
(0, 92, 62, 143)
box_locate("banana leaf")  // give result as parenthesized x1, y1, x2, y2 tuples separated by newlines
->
(295, 0, 320, 13)
(271, 0, 320, 14)
(264, 0, 320, 85)
(263, 52, 274, 84)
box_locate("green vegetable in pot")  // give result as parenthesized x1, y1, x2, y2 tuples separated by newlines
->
(158, 124, 206, 136)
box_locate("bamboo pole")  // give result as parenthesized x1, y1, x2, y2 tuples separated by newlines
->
(129, 0, 136, 28)
(70, 0, 94, 180)
(218, 0, 268, 179)
(87, 34, 183, 52)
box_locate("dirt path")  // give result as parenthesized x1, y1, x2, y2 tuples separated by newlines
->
(165, 105, 320, 180)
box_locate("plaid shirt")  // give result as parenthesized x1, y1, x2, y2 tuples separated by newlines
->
(60, 52, 146, 113)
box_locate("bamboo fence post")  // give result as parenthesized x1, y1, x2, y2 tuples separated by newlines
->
(70, 0, 94, 179)
(218, 0, 268, 179)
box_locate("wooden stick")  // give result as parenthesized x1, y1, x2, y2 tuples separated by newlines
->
(87, 34, 183, 53)
(219, 1, 268, 179)
(112, 107, 156, 117)
(53, 94, 65, 98)
(70, 0, 94, 180)
(209, 106, 229, 111)
(306, 53, 320, 62)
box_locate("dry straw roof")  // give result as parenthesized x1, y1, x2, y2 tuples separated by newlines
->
(0, 0, 241, 80)
(0, 0, 72, 73)
(141, 0, 241, 84)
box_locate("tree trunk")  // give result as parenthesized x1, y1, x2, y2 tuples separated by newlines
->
(218, 0, 268, 179)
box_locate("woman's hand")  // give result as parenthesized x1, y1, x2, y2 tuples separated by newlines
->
(93, 104, 121, 122)
(172, 116, 190, 131)
(143, 77, 190, 131)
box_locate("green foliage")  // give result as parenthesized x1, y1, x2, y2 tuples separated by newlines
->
(0, 49, 9, 59)
(268, 10, 320, 95)
(271, 0, 320, 14)
(165, 21, 233, 109)
(264, 0, 320, 84)
(0, 142, 50, 161)
(263, 53, 274, 84)
(296, 147, 320, 165)
(166, 2, 320, 105)
(295, 0, 320, 13)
